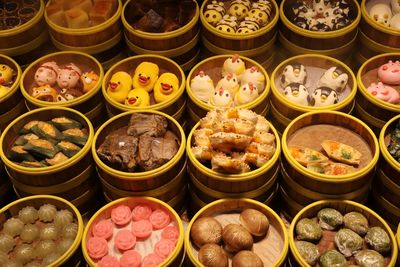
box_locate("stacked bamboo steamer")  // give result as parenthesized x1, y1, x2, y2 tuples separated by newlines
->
(371, 115, 400, 230)
(44, 0, 125, 70)
(200, 0, 279, 71)
(279, 0, 360, 65)
(280, 111, 380, 220)
(122, 0, 200, 73)
(357, 0, 400, 66)
(92, 110, 187, 214)
(0, 107, 99, 215)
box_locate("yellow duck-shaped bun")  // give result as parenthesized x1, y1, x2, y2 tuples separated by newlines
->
(0, 85, 9, 98)
(81, 71, 99, 93)
(234, 82, 259, 105)
(107, 71, 132, 104)
(209, 87, 233, 107)
(0, 64, 14, 86)
(132, 62, 159, 92)
(222, 54, 246, 77)
(125, 88, 150, 107)
(153, 72, 179, 103)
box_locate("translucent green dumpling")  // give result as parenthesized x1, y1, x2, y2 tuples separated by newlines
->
(295, 241, 320, 266)
(295, 218, 322, 242)
(355, 249, 385, 267)
(343, 211, 369, 236)
(319, 250, 347, 267)
(335, 228, 363, 257)
(365, 227, 391, 255)
(317, 208, 343, 230)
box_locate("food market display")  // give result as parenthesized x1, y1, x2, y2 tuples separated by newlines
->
(45, 0, 119, 28)
(28, 61, 100, 103)
(124, 0, 197, 33)
(191, 108, 276, 174)
(85, 202, 180, 267)
(203, 0, 274, 34)
(0, 204, 78, 266)
(6, 117, 88, 168)
(106, 62, 180, 106)
(0, 0, 41, 30)
(0, 64, 17, 98)
(288, 0, 355, 31)
(294, 207, 393, 266)
(277, 63, 350, 107)
(190, 54, 266, 107)
(287, 123, 373, 175)
(97, 113, 180, 172)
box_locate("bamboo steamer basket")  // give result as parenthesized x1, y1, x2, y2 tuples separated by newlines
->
(102, 55, 186, 122)
(371, 190, 400, 231)
(356, 53, 400, 131)
(93, 110, 186, 191)
(289, 200, 398, 267)
(0, 107, 94, 187)
(360, 0, 400, 48)
(280, 0, 360, 50)
(188, 163, 279, 204)
(185, 198, 288, 266)
(44, 0, 122, 53)
(270, 54, 357, 122)
(186, 55, 270, 123)
(0, 54, 25, 131)
(278, 31, 357, 61)
(279, 185, 306, 221)
(0, 0, 47, 56)
(122, 0, 199, 51)
(281, 111, 379, 194)
(82, 197, 185, 267)
(200, 0, 279, 51)
(0, 195, 84, 267)
(373, 170, 400, 223)
(358, 30, 400, 60)
(20, 51, 105, 129)
(398, 223, 400, 256)
(186, 117, 281, 193)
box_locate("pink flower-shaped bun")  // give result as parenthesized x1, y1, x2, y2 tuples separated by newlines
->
(142, 253, 164, 267)
(111, 205, 132, 226)
(98, 255, 120, 267)
(154, 239, 176, 259)
(92, 219, 114, 240)
(161, 225, 179, 245)
(87, 237, 108, 260)
(149, 209, 170, 230)
(131, 205, 152, 221)
(120, 250, 142, 267)
(131, 220, 152, 240)
(115, 230, 136, 251)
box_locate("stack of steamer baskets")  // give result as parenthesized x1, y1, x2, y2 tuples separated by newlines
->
(200, 0, 279, 71)
(357, 0, 400, 66)
(0, 0, 53, 67)
(122, 0, 201, 73)
(44, 0, 126, 70)
(92, 110, 187, 214)
(270, 54, 357, 136)
(279, 0, 360, 64)
(0, 107, 99, 216)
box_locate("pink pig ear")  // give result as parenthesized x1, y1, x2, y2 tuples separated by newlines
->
(378, 82, 383, 86)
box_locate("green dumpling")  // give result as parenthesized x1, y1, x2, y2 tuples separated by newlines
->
(295, 218, 322, 242)
(317, 208, 343, 230)
(56, 141, 81, 158)
(23, 139, 60, 159)
(14, 133, 39, 146)
(355, 250, 385, 267)
(61, 128, 88, 147)
(19, 161, 48, 168)
(334, 228, 363, 257)
(45, 152, 69, 166)
(365, 227, 391, 255)
(31, 121, 63, 144)
(7, 146, 36, 162)
(50, 117, 82, 131)
(319, 250, 347, 267)
(343, 211, 369, 236)
(295, 241, 320, 265)
(19, 120, 39, 134)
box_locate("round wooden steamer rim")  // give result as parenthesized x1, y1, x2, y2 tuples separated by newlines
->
(379, 114, 400, 173)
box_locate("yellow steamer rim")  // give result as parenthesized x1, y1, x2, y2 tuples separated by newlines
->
(0, 54, 22, 105)
(271, 54, 357, 118)
(44, 0, 122, 48)
(185, 198, 289, 266)
(280, 0, 360, 49)
(357, 53, 400, 120)
(102, 55, 186, 117)
(0, 107, 94, 175)
(186, 55, 270, 117)
(379, 114, 400, 179)
(282, 110, 379, 186)
(200, 0, 279, 50)
(92, 109, 186, 186)
(122, 0, 199, 50)
(186, 119, 280, 190)
(398, 223, 400, 255)
(289, 200, 399, 267)
(0, 194, 84, 267)
(20, 51, 104, 110)
(82, 197, 184, 267)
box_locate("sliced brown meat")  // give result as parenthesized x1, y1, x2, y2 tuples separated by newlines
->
(127, 113, 168, 137)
